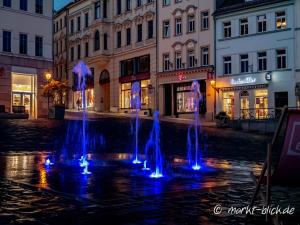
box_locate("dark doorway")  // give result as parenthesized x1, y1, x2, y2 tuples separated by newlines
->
(275, 92, 288, 117)
(164, 84, 172, 116)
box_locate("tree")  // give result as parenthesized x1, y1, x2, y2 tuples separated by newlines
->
(42, 80, 70, 106)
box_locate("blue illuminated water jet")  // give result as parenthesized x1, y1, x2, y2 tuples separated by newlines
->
(73, 61, 92, 174)
(187, 80, 203, 171)
(45, 159, 53, 166)
(131, 82, 142, 164)
(146, 111, 164, 178)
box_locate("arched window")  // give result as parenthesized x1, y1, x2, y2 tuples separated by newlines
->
(94, 30, 100, 51)
(99, 69, 110, 84)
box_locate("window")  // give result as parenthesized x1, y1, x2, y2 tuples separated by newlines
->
(121, 83, 131, 109)
(163, 20, 170, 38)
(77, 16, 81, 31)
(19, 33, 27, 54)
(3, 31, 11, 52)
(126, 0, 131, 11)
(276, 49, 287, 69)
(126, 28, 131, 45)
(175, 17, 182, 36)
(240, 18, 248, 35)
(77, 44, 81, 60)
(117, 31, 122, 48)
(117, 0, 122, 15)
(240, 54, 249, 73)
(201, 11, 209, 30)
(223, 92, 234, 118)
(137, 24, 142, 42)
(137, 0, 142, 7)
(223, 56, 232, 75)
(94, 30, 100, 51)
(71, 47, 74, 62)
(20, 0, 27, 11)
(60, 19, 62, 29)
(141, 80, 150, 108)
(176, 84, 199, 113)
(163, 0, 170, 6)
(55, 42, 58, 56)
(257, 15, 267, 32)
(148, 20, 153, 39)
(223, 21, 231, 38)
(3, 0, 11, 7)
(85, 42, 89, 57)
(70, 19, 74, 34)
(188, 50, 195, 68)
(201, 47, 209, 66)
(35, 36, 43, 57)
(60, 40, 63, 52)
(175, 52, 182, 70)
(276, 11, 286, 30)
(120, 55, 150, 77)
(255, 90, 268, 119)
(35, 0, 43, 14)
(103, 0, 107, 18)
(85, 13, 89, 28)
(163, 54, 170, 71)
(258, 52, 267, 71)
(104, 33, 108, 50)
(95, 1, 100, 19)
(188, 15, 195, 33)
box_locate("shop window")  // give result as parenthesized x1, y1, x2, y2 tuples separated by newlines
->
(141, 80, 150, 108)
(255, 89, 268, 119)
(223, 92, 234, 118)
(121, 83, 131, 109)
(240, 91, 249, 119)
(176, 84, 196, 113)
(74, 89, 94, 109)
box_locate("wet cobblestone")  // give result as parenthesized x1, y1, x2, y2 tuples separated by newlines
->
(0, 118, 299, 225)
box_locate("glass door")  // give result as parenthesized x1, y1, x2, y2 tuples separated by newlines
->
(12, 93, 22, 106)
(23, 94, 32, 115)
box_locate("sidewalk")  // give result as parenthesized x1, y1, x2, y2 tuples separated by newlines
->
(65, 110, 217, 128)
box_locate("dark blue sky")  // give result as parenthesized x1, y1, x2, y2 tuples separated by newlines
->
(54, 0, 73, 11)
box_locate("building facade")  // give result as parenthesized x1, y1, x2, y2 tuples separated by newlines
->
(54, 0, 156, 115)
(157, 0, 215, 120)
(0, 0, 53, 118)
(214, 0, 298, 119)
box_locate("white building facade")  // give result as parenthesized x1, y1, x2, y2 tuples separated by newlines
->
(215, 0, 298, 119)
(0, 0, 53, 118)
(157, 0, 215, 120)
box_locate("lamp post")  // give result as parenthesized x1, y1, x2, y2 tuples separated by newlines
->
(45, 72, 52, 118)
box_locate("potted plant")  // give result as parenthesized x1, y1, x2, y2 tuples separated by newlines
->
(215, 111, 230, 127)
(42, 79, 69, 120)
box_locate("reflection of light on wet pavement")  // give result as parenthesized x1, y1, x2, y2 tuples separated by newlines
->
(5, 155, 34, 179)
(38, 166, 48, 189)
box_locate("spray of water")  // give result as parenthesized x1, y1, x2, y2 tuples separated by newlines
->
(131, 82, 142, 164)
(187, 80, 203, 171)
(73, 61, 92, 174)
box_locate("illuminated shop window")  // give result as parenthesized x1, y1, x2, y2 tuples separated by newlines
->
(223, 92, 234, 118)
(255, 89, 268, 119)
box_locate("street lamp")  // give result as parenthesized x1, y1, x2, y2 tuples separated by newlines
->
(44, 72, 52, 118)
(210, 79, 220, 120)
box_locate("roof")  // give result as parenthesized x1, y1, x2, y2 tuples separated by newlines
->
(214, 0, 291, 16)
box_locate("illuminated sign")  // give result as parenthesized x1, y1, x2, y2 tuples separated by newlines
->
(230, 77, 256, 85)
(265, 72, 272, 81)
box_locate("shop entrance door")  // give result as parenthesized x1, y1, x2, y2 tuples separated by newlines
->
(164, 84, 172, 116)
(12, 92, 33, 116)
(275, 92, 288, 117)
(103, 83, 110, 112)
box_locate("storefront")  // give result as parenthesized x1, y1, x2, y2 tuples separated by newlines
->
(216, 72, 294, 120)
(120, 79, 150, 110)
(157, 67, 213, 118)
(11, 72, 37, 118)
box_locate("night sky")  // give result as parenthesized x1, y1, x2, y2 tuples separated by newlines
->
(54, 0, 73, 11)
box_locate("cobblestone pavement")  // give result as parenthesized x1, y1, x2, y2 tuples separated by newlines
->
(0, 118, 299, 225)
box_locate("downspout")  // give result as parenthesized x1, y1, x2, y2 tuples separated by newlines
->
(155, 0, 159, 112)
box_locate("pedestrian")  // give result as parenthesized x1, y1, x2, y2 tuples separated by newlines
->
(76, 98, 81, 110)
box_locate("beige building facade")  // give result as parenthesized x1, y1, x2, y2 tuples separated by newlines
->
(54, 0, 156, 115)
(157, 0, 215, 120)
(0, 0, 53, 118)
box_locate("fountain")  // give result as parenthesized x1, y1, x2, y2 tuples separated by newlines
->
(144, 111, 163, 178)
(131, 82, 142, 164)
(73, 61, 92, 174)
(187, 80, 203, 171)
